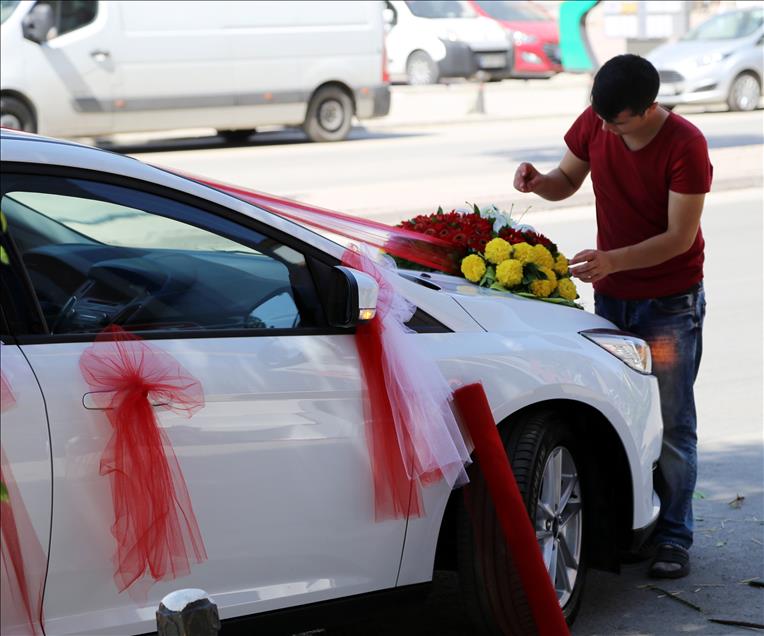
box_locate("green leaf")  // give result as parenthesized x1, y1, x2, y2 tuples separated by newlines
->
(0, 211, 7, 233)
(479, 265, 496, 287)
(489, 282, 507, 291)
(437, 206, 443, 215)
(0, 246, 8, 266)
(693, 490, 706, 500)
(0, 481, 8, 503)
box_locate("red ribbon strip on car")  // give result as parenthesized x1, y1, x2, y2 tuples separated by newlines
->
(166, 169, 465, 274)
(1, 362, 46, 635)
(453, 383, 570, 636)
(79, 325, 207, 595)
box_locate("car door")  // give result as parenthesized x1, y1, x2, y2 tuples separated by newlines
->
(1, 170, 408, 636)
(30, 0, 117, 136)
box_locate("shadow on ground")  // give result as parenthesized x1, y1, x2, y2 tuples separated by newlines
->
(100, 126, 427, 155)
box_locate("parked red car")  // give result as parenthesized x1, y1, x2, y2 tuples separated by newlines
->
(468, 0, 562, 78)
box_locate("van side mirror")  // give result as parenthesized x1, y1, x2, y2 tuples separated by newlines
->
(383, 5, 397, 29)
(327, 266, 379, 328)
(22, 3, 55, 44)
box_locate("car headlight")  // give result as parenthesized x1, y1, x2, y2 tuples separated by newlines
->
(580, 329, 652, 374)
(696, 51, 731, 66)
(513, 31, 538, 45)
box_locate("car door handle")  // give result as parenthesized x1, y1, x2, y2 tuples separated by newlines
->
(83, 391, 168, 410)
(90, 50, 111, 62)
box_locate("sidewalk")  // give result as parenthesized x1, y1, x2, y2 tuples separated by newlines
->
(371, 74, 593, 129)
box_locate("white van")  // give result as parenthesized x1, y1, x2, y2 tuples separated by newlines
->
(0, 0, 390, 142)
(384, 0, 512, 84)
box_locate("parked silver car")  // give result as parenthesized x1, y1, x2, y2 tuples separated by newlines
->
(648, 7, 763, 112)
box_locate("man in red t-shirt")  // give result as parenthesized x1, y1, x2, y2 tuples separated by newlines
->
(514, 54, 712, 579)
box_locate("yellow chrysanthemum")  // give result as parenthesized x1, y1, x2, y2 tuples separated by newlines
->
(531, 244, 554, 269)
(557, 277, 578, 301)
(529, 267, 557, 298)
(553, 253, 569, 276)
(512, 242, 534, 264)
(496, 259, 523, 288)
(461, 254, 487, 283)
(484, 237, 512, 265)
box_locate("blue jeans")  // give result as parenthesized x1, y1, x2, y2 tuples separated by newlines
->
(595, 283, 706, 550)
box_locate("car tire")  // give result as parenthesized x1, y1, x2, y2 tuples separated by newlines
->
(0, 95, 36, 133)
(727, 72, 761, 112)
(457, 410, 587, 634)
(217, 129, 256, 142)
(406, 50, 439, 85)
(303, 86, 353, 142)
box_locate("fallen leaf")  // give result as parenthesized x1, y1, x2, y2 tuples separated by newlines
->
(693, 490, 706, 500)
(715, 540, 727, 547)
(644, 585, 704, 613)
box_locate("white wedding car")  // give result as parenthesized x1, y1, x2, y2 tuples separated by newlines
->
(0, 130, 662, 635)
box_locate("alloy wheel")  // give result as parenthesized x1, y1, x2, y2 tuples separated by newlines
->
(535, 446, 583, 608)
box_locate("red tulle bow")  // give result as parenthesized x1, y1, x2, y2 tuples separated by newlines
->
(342, 248, 424, 520)
(79, 326, 207, 594)
(1, 360, 45, 635)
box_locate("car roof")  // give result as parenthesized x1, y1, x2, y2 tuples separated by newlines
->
(0, 129, 345, 260)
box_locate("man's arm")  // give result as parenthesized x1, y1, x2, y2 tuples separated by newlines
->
(514, 151, 590, 201)
(569, 191, 706, 283)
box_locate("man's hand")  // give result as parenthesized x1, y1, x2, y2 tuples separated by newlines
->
(569, 249, 616, 283)
(514, 162, 543, 193)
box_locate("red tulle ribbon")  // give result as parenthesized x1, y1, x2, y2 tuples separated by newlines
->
(453, 384, 570, 636)
(79, 326, 207, 595)
(342, 248, 423, 520)
(1, 359, 46, 635)
(164, 169, 464, 274)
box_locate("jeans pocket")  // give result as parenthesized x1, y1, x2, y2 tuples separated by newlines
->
(652, 292, 694, 316)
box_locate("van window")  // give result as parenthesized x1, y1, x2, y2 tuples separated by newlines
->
(37, 0, 97, 37)
(405, 1, 476, 19)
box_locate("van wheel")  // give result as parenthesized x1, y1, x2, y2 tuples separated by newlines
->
(406, 51, 439, 85)
(217, 129, 256, 142)
(727, 72, 760, 112)
(457, 411, 587, 634)
(1, 96, 36, 133)
(303, 86, 353, 142)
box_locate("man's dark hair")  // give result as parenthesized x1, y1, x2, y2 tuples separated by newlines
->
(591, 54, 660, 121)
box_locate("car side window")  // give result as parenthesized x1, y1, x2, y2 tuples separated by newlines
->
(1, 174, 324, 337)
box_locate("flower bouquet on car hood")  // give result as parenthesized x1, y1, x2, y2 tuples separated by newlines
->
(396, 204, 581, 309)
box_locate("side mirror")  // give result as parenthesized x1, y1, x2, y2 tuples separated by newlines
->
(327, 266, 379, 328)
(22, 3, 55, 44)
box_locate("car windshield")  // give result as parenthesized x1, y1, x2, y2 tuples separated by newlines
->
(474, 0, 549, 21)
(405, 1, 476, 19)
(682, 8, 763, 40)
(0, 0, 20, 24)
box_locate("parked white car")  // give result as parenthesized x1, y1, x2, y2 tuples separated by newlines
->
(648, 6, 763, 112)
(384, 0, 513, 84)
(0, 130, 662, 635)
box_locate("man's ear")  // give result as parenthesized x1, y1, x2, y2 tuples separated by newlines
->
(645, 102, 659, 116)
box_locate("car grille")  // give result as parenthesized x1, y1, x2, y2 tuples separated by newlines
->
(543, 43, 561, 65)
(659, 70, 684, 83)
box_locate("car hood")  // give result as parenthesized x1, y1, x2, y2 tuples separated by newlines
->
(425, 17, 509, 47)
(647, 39, 740, 67)
(406, 271, 615, 333)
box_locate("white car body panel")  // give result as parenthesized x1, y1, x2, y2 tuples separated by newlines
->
(0, 344, 51, 636)
(0, 131, 662, 635)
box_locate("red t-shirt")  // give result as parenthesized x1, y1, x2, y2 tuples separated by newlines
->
(564, 106, 713, 299)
